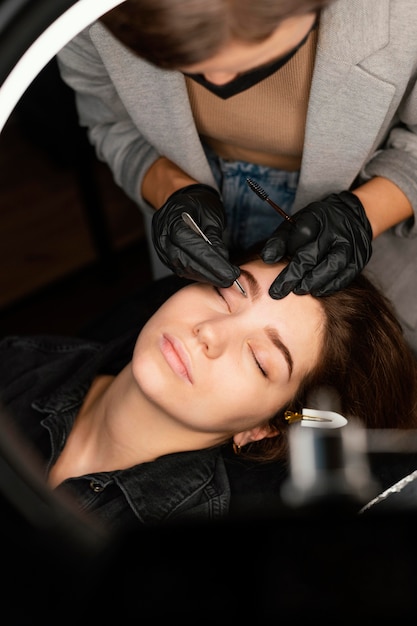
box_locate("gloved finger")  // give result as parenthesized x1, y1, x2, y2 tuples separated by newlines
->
(168, 229, 240, 287)
(266, 238, 341, 300)
(170, 219, 226, 252)
(267, 261, 307, 299)
(173, 251, 241, 287)
(170, 248, 241, 286)
(170, 222, 233, 269)
(189, 249, 240, 287)
(267, 239, 327, 296)
(308, 264, 359, 297)
(261, 221, 293, 263)
(268, 272, 301, 299)
(202, 230, 231, 261)
(285, 214, 322, 256)
(262, 213, 323, 263)
(292, 242, 353, 295)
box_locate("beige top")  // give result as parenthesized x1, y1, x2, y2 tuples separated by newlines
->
(185, 26, 318, 171)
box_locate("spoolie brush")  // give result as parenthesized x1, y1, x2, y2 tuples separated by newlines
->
(246, 177, 294, 223)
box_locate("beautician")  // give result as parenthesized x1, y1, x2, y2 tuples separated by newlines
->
(57, 0, 417, 352)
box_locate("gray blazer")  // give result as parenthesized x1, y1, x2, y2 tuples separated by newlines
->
(57, 0, 417, 350)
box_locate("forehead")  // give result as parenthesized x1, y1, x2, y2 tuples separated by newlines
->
(243, 259, 326, 364)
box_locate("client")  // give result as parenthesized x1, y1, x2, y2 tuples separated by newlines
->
(1, 257, 416, 532)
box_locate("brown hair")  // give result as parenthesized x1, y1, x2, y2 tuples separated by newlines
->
(244, 271, 417, 462)
(100, 0, 332, 68)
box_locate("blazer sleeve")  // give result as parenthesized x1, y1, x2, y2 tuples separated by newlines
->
(56, 26, 159, 206)
(360, 87, 417, 238)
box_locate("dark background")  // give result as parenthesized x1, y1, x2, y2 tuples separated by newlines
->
(0, 57, 155, 339)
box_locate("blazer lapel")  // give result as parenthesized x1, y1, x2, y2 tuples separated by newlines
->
(295, 0, 393, 208)
(91, 23, 218, 188)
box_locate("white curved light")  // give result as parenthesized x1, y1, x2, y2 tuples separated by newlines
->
(0, 0, 125, 132)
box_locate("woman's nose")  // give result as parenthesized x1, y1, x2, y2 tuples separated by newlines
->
(193, 320, 227, 358)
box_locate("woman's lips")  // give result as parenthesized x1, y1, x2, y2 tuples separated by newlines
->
(160, 334, 193, 383)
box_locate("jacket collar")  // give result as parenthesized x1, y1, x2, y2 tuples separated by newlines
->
(112, 446, 230, 524)
(32, 331, 136, 415)
(318, 0, 389, 65)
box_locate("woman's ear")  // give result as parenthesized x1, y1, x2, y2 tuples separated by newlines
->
(233, 424, 279, 448)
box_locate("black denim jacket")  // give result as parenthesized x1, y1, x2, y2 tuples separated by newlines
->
(0, 333, 230, 533)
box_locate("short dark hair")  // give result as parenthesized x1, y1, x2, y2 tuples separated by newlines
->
(100, 0, 333, 68)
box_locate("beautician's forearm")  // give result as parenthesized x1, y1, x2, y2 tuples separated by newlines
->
(142, 157, 198, 209)
(143, 165, 414, 234)
(352, 176, 414, 238)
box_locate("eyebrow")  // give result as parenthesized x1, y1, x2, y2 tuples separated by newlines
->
(240, 268, 294, 378)
(265, 326, 294, 379)
(239, 268, 261, 300)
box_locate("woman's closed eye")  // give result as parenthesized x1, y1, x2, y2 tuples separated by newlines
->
(214, 286, 231, 312)
(214, 286, 268, 378)
(248, 344, 268, 378)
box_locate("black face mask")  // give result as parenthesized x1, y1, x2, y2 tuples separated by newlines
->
(184, 17, 317, 100)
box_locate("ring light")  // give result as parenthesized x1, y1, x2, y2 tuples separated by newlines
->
(0, 0, 125, 546)
(0, 0, 124, 132)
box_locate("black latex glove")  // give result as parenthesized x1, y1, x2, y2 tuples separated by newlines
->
(261, 191, 373, 298)
(152, 183, 240, 287)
